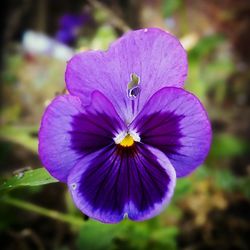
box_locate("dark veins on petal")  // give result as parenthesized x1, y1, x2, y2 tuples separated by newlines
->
(69, 112, 120, 154)
(78, 144, 170, 215)
(136, 112, 184, 156)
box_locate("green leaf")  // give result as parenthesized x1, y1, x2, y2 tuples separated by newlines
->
(0, 168, 58, 192)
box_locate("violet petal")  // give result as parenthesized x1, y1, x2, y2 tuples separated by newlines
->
(65, 28, 187, 122)
(38, 91, 125, 182)
(67, 144, 176, 223)
(130, 87, 212, 177)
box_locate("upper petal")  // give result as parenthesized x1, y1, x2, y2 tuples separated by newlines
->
(67, 144, 176, 223)
(65, 28, 187, 123)
(38, 91, 125, 182)
(130, 87, 212, 177)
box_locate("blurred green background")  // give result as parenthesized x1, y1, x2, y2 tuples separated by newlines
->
(1, 0, 250, 249)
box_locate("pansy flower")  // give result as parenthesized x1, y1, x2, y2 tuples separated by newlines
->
(39, 28, 211, 223)
(55, 13, 90, 45)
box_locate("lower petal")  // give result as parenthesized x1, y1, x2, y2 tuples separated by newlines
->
(67, 144, 176, 223)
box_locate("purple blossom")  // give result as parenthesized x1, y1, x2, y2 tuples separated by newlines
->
(39, 28, 212, 223)
(55, 13, 90, 45)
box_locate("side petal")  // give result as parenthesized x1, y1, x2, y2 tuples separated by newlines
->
(38, 91, 125, 182)
(67, 144, 176, 223)
(65, 28, 187, 122)
(130, 87, 212, 177)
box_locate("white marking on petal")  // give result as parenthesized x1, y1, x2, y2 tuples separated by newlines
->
(113, 131, 127, 144)
(129, 130, 141, 142)
(113, 130, 140, 144)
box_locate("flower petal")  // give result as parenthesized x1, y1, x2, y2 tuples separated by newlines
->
(130, 87, 212, 177)
(38, 91, 125, 182)
(67, 144, 176, 223)
(65, 28, 187, 122)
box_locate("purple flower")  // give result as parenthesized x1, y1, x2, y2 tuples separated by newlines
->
(55, 13, 90, 45)
(39, 28, 212, 223)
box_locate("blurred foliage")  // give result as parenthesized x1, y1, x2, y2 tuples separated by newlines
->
(0, 126, 38, 153)
(90, 25, 117, 50)
(186, 34, 234, 101)
(77, 220, 178, 250)
(210, 133, 248, 158)
(163, 0, 182, 17)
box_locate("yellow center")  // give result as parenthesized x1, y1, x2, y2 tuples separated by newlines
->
(119, 135, 134, 147)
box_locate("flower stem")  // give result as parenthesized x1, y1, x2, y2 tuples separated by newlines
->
(1, 196, 84, 227)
